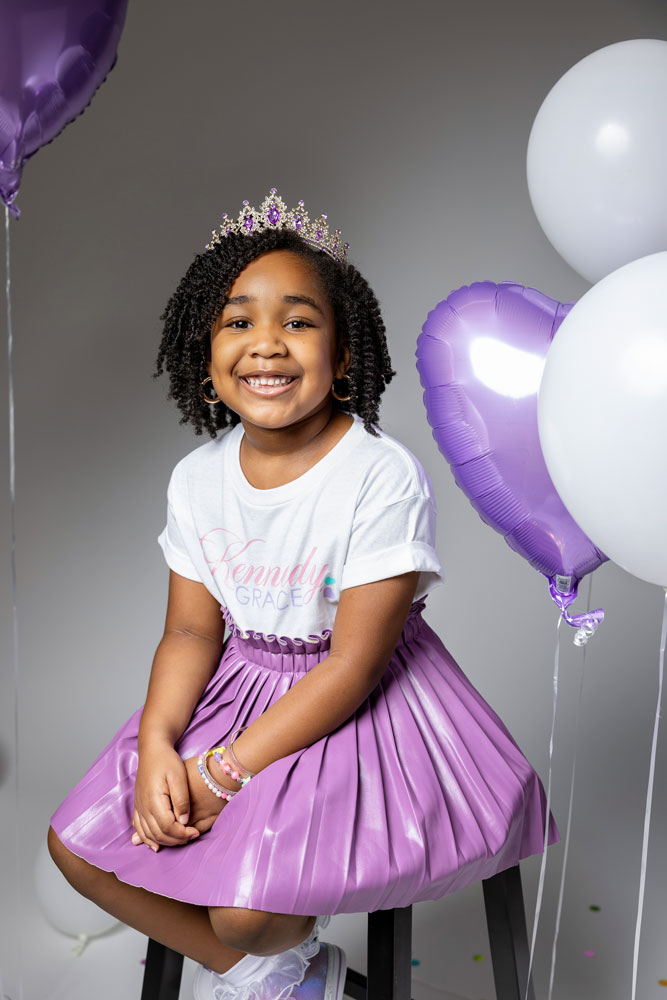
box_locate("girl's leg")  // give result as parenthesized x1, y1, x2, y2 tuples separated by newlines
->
(47, 826, 315, 974)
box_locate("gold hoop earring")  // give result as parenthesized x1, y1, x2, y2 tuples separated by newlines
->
(201, 375, 221, 404)
(331, 372, 352, 402)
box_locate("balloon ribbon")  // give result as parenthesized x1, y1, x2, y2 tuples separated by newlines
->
(5, 203, 23, 1000)
(547, 574, 593, 999)
(524, 613, 562, 1000)
(631, 587, 667, 1000)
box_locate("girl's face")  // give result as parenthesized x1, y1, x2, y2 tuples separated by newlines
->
(207, 250, 349, 432)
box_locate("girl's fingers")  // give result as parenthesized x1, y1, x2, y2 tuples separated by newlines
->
(137, 812, 161, 852)
(146, 799, 196, 847)
(166, 766, 191, 828)
(132, 810, 149, 847)
(132, 822, 197, 847)
(133, 805, 199, 849)
(152, 799, 192, 843)
(191, 807, 225, 835)
(192, 818, 215, 834)
(144, 811, 173, 847)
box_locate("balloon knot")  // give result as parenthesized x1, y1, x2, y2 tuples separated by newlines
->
(71, 932, 90, 957)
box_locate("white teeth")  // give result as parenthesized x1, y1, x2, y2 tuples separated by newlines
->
(244, 375, 294, 387)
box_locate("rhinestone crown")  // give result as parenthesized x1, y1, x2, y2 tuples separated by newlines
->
(205, 188, 349, 262)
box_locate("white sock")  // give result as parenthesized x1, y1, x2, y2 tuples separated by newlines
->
(207, 917, 324, 995)
(213, 950, 277, 988)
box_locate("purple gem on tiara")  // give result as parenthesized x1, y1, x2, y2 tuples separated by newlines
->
(294, 216, 303, 230)
(222, 213, 228, 219)
(270, 187, 277, 195)
(322, 214, 327, 220)
(267, 204, 280, 225)
(244, 215, 254, 232)
(225, 226, 231, 234)
(298, 200, 304, 206)
(243, 200, 249, 206)
(316, 229, 322, 239)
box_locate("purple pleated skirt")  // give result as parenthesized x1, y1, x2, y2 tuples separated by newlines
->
(50, 601, 559, 915)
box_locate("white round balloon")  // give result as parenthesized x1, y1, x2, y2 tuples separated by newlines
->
(527, 39, 667, 284)
(34, 838, 119, 938)
(537, 251, 667, 587)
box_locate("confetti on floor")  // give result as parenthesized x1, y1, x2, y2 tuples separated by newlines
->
(658, 980, 667, 987)
(583, 951, 596, 958)
(411, 959, 420, 966)
(473, 954, 484, 962)
(140, 959, 145, 965)
(589, 904, 601, 912)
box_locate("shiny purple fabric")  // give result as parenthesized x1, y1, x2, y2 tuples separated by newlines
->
(50, 602, 558, 913)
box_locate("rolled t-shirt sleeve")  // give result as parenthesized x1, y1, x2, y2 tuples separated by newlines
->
(157, 468, 202, 583)
(340, 492, 445, 599)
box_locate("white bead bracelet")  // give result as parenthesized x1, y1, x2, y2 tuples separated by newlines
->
(197, 747, 252, 801)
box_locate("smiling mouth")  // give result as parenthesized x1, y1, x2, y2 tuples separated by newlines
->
(239, 374, 297, 396)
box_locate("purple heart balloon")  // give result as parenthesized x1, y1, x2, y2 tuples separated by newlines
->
(416, 280, 606, 637)
(0, 0, 128, 218)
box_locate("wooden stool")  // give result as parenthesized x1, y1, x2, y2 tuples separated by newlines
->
(140, 864, 535, 1000)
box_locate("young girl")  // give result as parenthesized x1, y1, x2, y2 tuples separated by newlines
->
(48, 189, 558, 1000)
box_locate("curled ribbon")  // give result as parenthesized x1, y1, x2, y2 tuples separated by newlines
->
(548, 577, 604, 646)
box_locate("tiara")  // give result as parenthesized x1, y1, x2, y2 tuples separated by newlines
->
(205, 187, 349, 262)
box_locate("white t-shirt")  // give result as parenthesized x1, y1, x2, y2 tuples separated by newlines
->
(157, 414, 444, 640)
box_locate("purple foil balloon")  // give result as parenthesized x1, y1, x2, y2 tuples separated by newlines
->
(0, 0, 129, 218)
(416, 281, 606, 638)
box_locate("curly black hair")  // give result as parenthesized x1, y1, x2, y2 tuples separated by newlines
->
(153, 227, 395, 438)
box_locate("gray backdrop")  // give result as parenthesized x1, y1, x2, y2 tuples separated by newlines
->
(1, 1, 667, 998)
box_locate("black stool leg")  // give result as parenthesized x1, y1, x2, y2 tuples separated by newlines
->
(367, 905, 413, 1000)
(140, 938, 184, 1000)
(482, 865, 535, 1000)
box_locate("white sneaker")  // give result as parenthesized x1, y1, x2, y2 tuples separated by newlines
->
(193, 915, 332, 1000)
(284, 942, 348, 1000)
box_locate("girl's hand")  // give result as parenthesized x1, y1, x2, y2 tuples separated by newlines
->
(131, 743, 201, 851)
(181, 754, 229, 834)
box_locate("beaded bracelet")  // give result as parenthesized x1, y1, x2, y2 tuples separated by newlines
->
(197, 728, 255, 801)
(211, 748, 248, 785)
(197, 749, 249, 801)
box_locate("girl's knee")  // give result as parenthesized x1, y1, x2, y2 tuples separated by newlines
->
(47, 825, 109, 898)
(47, 825, 72, 870)
(208, 905, 276, 951)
